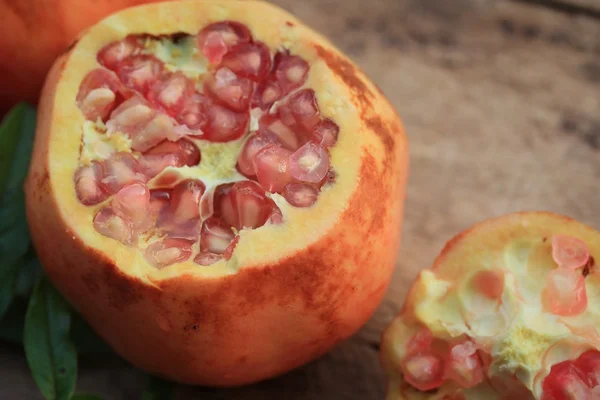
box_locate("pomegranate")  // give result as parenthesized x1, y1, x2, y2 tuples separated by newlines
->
(380, 212, 600, 399)
(25, 1, 408, 387)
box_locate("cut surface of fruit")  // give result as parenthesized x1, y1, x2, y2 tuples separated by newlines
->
(380, 212, 600, 400)
(27, 0, 407, 388)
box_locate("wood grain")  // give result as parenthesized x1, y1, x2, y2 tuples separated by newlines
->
(2, 0, 600, 398)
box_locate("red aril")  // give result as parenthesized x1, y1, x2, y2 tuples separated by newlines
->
(158, 179, 205, 239)
(197, 21, 252, 64)
(552, 235, 590, 270)
(253, 144, 293, 193)
(267, 206, 283, 224)
(472, 269, 505, 299)
(106, 96, 154, 135)
(149, 189, 171, 222)
(406, 328, 434, 355)
(401, 353, 445, 392)
(312, 118, 339, 148)
(282, 183, 318, 208)
(100, 152, 148, 194)
(273, 51, 310, 94)
(208, 183, 234, 219)
(259, 114, 302, 150)
(93, 206, 134, 245)
(147, 72, 195, 116)
(221, 42, 272, 80)
(289, 142, 329, 183)
(286, 89, 321, 132)
(445, 341, 484, 388)
(200, 217, 235, 254)
(576, 350, 600, 387)
(194, 251, 223, 266)
(130, 113, 177, 152)
(543, 269, 588, 316)
(144, 238, 193, 268)
(219, 181, 276, 230)
(111, 182, 153, 233)
(252, 79, 283, 110)
(98, 36, 142, 70)
(204, 68, 253, 112)
(76, 69, 123, 121)
(177, 92, 209, 133)
(237, 135, 270, 177)
(542, 361, 594, 400)
(116, 55, 164, 94)
(74, 161, 109, 206)
(203, 101, 249, 142)
(140, 139, 200, 178)
(223, 235, 239, 260)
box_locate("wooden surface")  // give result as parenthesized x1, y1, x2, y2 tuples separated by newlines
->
(2, 0, 600, 398)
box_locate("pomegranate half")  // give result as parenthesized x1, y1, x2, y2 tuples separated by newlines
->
(25, 0, 408, 386)
(381, 212, 600, 400)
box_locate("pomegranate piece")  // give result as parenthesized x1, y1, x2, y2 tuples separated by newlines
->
(194, 251, 223, 266)
(106, 96, 154, 135)
(204, 68, 253, 112)
(311, 118, 339, 148)
(252, 79, 283, 110)
(200, 217, 235, 254)
(401, 353, 445, 392)
(220, 42, 272, 81)
(282, 183, 318, 208)
(157, 179, 205, 240)
(74, 161, 109, 206)
(101, 152, 148, 194)
(273, 51, 310, 95)
(253, 144, 293, 193)
(289, 142, 330, 183)
(445, 341, 484, 388)
(203, 102, 249, 142)
(284, 89, 321, 132)
(552, 235, 590, 270)
(140, 139, 201, 178)
(542, 361, 594, 400)
(111, 183, 153, 233)
(177, 92, 210, 133)
(543, 269, 588, 316)
(197, 21, 252, 64)
(144, 238, 193, 268)
(219, 181, 275, 230)
(472, 269, 505, 299)
(97, 36, 142, 70)
(116, 55, 164, 94)
(237, 134, 270, 177)
(259, 114, 302, 151)
(131, 113, 177, 152)
(93, 207, 133, 245)
(147, 72, 195, 116)
(138, 153, 180, 179)
(76, 69, 123, 121)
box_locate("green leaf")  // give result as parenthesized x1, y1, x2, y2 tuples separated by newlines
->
(0, 220, 30, 266)
(4, 104, 36, 193)
(16, 254, 43, 298)
(0, 258, 19, 320)
(0, 187, 25, 234)
(70, 314, 113, 355)
(0, 104, 27, 195)
(0, 294, 27, 343)
(24, 278, 77, 400)
(71, 393, 104, 400)
(142, 376, 174, 400)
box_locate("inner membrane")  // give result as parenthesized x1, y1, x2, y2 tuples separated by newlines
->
(73, 21, 339, 268)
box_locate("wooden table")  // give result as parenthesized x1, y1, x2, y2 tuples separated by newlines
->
(2, 0, 600, 398)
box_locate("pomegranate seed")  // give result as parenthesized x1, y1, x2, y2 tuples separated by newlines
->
(286, 89, 321, 132)
(407, 328, 434, 355)
(147, 72, 195, 117)
(312, 118, 339, 148)
(76, 69, 123, 121)
(205, 68, 253, 112)
(97, 36, 142, 70)
(577, 350, 600, 388)
(140, 139, 200, 178)
(252, 79, 283, 110)
(177, 92, 210, 133)
(116, 55, 164, 94)
(253, 144, 293, 193)
(101, 152, 147, 194)
(111, 182, 153, 233)
(282, 183, 318, 208)
(219, 181, 274, 230)
(221, 42, 272, 80)
(552, 235, 590, 270)
(472, 269, 505, 299)
(130, 113, 177, 152)
(223, 236, 239, 260)
(197, 21, 252, 63)
(289, 142, 330, 183)
(106, 96, 154, 135)
(157, 179, 205, 240)
(149, 189, 171, 221)
(203, 102, 249, 142)
(194, 251, 222, 266)
(267, 207, 283, 224)
(144, 238, 192, 268)
(210, 183, 234, 218)
(93, 207, 134, 245)
(273, 51, 310, 94)
(237, 135, 270, 177)
(200, 217, 235, 254)
(402, 353, 445, 392)
(259, 114, 302, 151)
(445, 341, 484, 388)
(543, 269, 588, 316)
(542, 361, 594, 400)
(138, 153, 180, 179)
(74, 161, 109, 206)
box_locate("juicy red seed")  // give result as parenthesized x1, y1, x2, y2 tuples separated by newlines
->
(150, 189, 171, 219)
(273, 51, 310, 94)
(542, 360, 594, 400)
(282, 183, 318, 208)
(446, 341, 484, 389)
(197, 21, 252, 63)
(131, 113, 177, 153)
(220, 42, 272, 80)
(100, 152, 148, 194)
(253, 144, 293, 193)
(143, 139, 200, 167)
(112, 182, 154, 233)
(194, 251, 223, 266)
(289, 142, 330, 183)
(552, 235, 590, 270)
(259, 114, 303, 151)
(237, 134, 270, 177)
(146, 72, 195, 116)
(576, 350, 600, 387)
(312, 118, 339, 148)
(93, 207, 134, 245)
(204, 68, 253, 112)
(252, 79, 283, 110)
(144, 238, 193, 268)
(200, 217, 235, 254)
(76, 69, 123, 121)
(157, 179, 205, 240)
(220, 180, 274, 230)
(406, 328, 434, 355)
(472, 269, 505, 299)
(97, 36, 142, 70)
(267, 207, 283, 224)
(543, 268, 588, 316)
(224, 236, 239, 260)
(211, 183, 235, 218)
(116, 55, 164, 94)
(177, 92, 210, 132)
(287, 89, 321, 131)
(402, 353, 445, 392)
(74, 161, 109, 206)
(203, 102, 249, 142)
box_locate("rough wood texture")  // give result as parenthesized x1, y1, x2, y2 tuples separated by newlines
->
(2, 0, 600, 398)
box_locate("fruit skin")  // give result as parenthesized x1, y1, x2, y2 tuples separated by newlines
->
(380, 212, 600, 400)
(0, 0, 167, 116)
(24, 0, 409, 386)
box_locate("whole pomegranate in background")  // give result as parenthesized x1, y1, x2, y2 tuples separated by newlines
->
(0, 0, 167, 115)
(25, 0, 409, 386)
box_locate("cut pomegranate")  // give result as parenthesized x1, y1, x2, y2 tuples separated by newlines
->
(194, 251, 223, 266)
(401, 353, 445, 392)
(312, 118, 339, 148)
(97, 36, 142, 70)
(219, 181, 276, 230)
(543, 269, 588, 316)
(285, 89, 321, 132)
(472, 269, 505, 299)
(259, 114, 302, 151)
(289, 142, 330, 183)
(200, 217, 236, 254)
(204, 68, 253, 112)
(273, 51, 310, 95)
(252, 79, 283, 110)
(542, 361, 594, 400)
(93, 207, 133, 245)
(147, 72, 195, 117)
(253, 144, 293, 193)
(445, 341, 484, 388)
(282, 183, 318, 208)
(116, 55, 164, 94)
(552, 235, 590, 270)
(111, 182, 153, 233)
(197, 21, 252, 64)
(157, 179, 205, 239)
(221, 42, 272, 80)
(76, 69, 123, 121)
(100, 152, 148, 194)
(237, 134, 270, 177)
(144, 238, 193, 268)
(74, 161, 109, 206)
